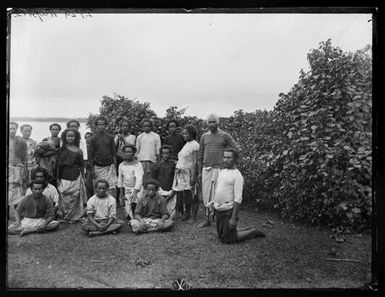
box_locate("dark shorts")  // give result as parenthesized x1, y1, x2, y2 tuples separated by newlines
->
(216, 209, 238, 244)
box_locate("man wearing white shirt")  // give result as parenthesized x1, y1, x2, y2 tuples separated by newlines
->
(136, 119, 161, 187)
(211, 148, 265, 244)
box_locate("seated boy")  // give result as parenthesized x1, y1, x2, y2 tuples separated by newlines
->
(25, 167, 60, 216)
(152, 145, 177, 219)
(82, 179, 124, 237)
(130, 179, 174, 233)
(8, 180, 60, 237)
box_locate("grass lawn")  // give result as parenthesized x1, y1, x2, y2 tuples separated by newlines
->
(7, 205, 372, 289)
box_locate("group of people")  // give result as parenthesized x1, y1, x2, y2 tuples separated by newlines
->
(8, 113, 265, 243)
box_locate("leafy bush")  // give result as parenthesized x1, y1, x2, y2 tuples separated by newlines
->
(254, 40, 371, 230)
(86, 95, 204, 142)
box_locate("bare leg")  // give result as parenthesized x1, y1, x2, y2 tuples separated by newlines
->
(45, 221, 59, 231)
(236, 228, 265, 241)
(88, 223, 123, 237)
(19, 227, 44, 237)
(8, 225, 24, 235)
(158, 220, 174, 232)
(198, 207, 211, 227)
(127, 204, 134, 220)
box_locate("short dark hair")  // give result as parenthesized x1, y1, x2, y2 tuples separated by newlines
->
(141, 118, 153, 127)
(31, 167, 49, 180)
(224, 147, 239, 164)
(85, 132, 94, 138)
(159, 144, 172, 155)
(122, 144, 137, 154)
(120, 118, 131, 127)
(49, 123, 62, 131)
(66, 119, 80, 128)
(10, 121, 19, 129)
(20, 124, 32, 131)
(29, 179, 44, 190)
(167, 119, 179, 128)
(94, 116, 108, 126)
(145, 178, 159, 190)
(95, 179, 109, 189)
(184, 125, 198, 140)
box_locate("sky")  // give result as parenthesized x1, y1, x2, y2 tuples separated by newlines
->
(9, 12, 372, 119)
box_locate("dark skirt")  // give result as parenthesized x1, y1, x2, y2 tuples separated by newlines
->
(216, 208, 238, 244)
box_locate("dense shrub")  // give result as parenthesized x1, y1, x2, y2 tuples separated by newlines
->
(86, 95, 204, 142)
(250, 40, 371, 230)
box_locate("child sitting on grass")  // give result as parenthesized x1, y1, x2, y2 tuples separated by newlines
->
(82, 179, 124, 237)
(129, 179, 174, 234)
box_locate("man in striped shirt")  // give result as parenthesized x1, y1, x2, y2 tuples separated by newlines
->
(198, 113, 240, 227)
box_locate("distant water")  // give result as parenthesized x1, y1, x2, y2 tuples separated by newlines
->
(14, 121, 91, 143)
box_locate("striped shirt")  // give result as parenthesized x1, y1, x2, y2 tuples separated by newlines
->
(198, 129, 240, 168)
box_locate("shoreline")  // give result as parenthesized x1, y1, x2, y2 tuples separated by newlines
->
(10, 117, 87, 123)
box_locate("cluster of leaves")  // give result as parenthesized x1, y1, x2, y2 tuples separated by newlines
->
(86, 95, 205, 143)
(237, 40, 371, 231)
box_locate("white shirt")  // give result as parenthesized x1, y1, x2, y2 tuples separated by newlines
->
(117, 160, 144, 190)
(176, 140, 199, 170)
(25, 183, 60, 206)
(87, 194, 116, 221)
(136, 131, 161, 163)
(212, 168, 244, 211)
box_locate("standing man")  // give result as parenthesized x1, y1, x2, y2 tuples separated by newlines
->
(88, 116, 118, 200)
(198, 113, 240, 227)
(136, 118, 161, 187)
(210, 148, 265, 243)
(36, 123, 62, 186)
(163, 119, 185, 161)
(42, 123, 62, 149)
(8, 121, 28, 220)
(20, 124, 38, 193)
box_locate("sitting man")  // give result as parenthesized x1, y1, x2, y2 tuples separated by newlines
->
(82, 179, 124, 237)
(8, 180, 60, 237)
(210, 148, 265, 244)
(130, 179, 174, 234)
(25, 167, 60, 216)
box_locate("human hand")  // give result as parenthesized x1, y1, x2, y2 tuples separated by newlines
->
(98, 223, 107, 231)
(228, 218, 237, 231)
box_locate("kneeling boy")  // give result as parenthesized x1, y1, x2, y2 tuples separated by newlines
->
(8, 180, 59, 237)
(130, 179, 174, 233)
(82, 179, 124, 237)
